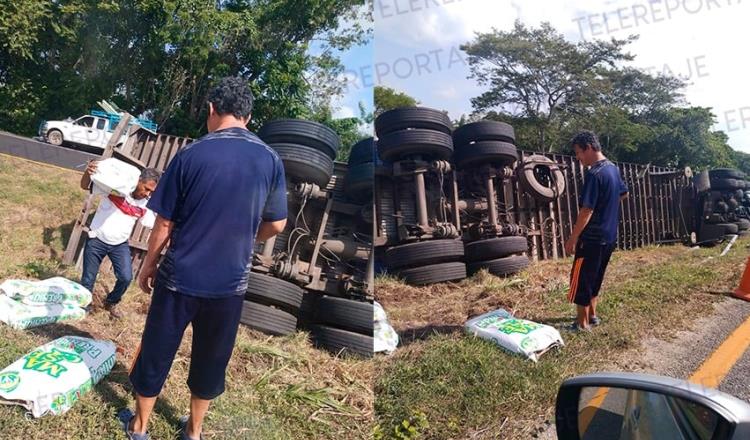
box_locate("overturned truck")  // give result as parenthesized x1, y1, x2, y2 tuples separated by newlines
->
(63, 115, 374, 357)
(374, 107, 720, 287)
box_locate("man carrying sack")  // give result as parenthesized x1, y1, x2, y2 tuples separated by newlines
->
(80, 162, 160, 318)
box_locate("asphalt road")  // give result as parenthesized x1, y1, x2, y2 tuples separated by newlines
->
(537, 296, 750, 439)
(0, 130, 99, 171)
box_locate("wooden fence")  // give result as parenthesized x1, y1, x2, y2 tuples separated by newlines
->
(375, 150, 695, 262)
(62, 118, 192, 274)
(504, 151, 694, 261)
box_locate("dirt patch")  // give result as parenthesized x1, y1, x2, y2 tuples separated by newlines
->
(376, 245, 688, 334)
(0, 154, 374, 439)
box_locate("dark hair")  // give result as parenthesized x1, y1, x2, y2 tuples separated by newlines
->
(139, 168, 161, 183)
(207, 76, 254, 119)
(571, 130, 602, 152)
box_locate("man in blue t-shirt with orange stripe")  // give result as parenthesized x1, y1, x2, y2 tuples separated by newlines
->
(118, 77, 288, 440)
(565, 131, 629, 332)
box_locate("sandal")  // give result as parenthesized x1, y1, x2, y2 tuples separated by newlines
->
(117, 408, 150, 440)
(178, 415, 204, 440)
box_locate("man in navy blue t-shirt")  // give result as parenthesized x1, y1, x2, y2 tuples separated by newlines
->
(119, 77, 288, 440)
(564, 131, 628, 332)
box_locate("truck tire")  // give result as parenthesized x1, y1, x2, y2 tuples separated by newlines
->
(270, 143, 333, 187)
(710, 178, 744, 191)
(396, 261, 467, 285)
(375, 107, 452, 137)
(315, 296, 373, 335)
(467, 254, 530, 276)
(240, 301, 297, 336)
(385, 239, 465, 269)
(718, 223, 739, 234)
(258, 119, 340, 159)
(452, 120, 515, 146)
(309, 325, 373, 358)
(246, 272, 304, 311)
(348, 137, 374, 166)
(377, 129, 453, 162)
(517, 155, 566, 202)
(453, 141, 518, 169)
(47, 129, 64, 146)
(344, 162, 374, 203)
(709, 168, 746, 180)
(464, 236, 528, 262)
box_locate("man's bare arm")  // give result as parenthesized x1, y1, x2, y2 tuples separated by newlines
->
(257, 219, 287, 242)
(80, 160, 97, 190)
(143, 216, 173, 266)
(137, 215, 174, 293)
(570, 207, 594, 243)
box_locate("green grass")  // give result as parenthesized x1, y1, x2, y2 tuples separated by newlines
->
(374, 241, 747, 439)
(0, 154, 373, 439)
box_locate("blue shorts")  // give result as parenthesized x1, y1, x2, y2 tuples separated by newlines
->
(568, 241, 616, 307)
(128, 280, 244, 399)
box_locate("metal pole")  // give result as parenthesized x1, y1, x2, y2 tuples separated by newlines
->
(261, 236, 277, 258)
(415, 170, 429, 227)
(452, 170, 461, 231)
(486, 175, 498, 226)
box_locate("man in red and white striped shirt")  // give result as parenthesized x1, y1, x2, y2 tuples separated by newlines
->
(80, 161, 160, 318)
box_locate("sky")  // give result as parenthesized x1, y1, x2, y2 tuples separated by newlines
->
(371, 0, 750, 152)
(309, 10, 374, 123)
(331, 39, 374, 120)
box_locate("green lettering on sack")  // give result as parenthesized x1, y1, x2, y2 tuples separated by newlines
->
(494, 319, 541, 335)
(0, 371, 20, 392)
(22, 348, 83, 378)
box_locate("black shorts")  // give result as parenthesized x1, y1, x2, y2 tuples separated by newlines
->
(128, 280, 244, 400)
(568, 241, 616, 307)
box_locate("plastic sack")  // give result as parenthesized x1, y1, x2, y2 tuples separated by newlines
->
(90, 158, 141, 197)
(0, 277, 92, 308)
(0, 336, 116, 417)
(464, 309, 564, 362)
(373, 301, 399, 353)
(0, 295, 86, 330)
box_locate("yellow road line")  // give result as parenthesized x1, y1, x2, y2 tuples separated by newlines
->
(577, 299, 750, 435)
(579, 387, 610, 435)
(689, 313, 750, 388)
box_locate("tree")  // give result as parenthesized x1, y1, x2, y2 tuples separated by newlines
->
(374, 86, 418, 116)
(0, 0, 370, 138)
(308, 101, 371, 162)
(462, 21, 638, 152)
(462, 21, 747, 172)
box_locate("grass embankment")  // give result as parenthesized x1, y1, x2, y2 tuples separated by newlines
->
(374, 232, 748, 439)
(0, 154, 373, 439)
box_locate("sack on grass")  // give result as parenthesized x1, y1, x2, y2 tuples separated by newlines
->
(90, 157, 141, 197)
(0, 295, 86, 330)
(0, 336, 116, 417)
(0, 277, 92, 308)
(464, 309, 564, 362)
(373, 301, 399, 353)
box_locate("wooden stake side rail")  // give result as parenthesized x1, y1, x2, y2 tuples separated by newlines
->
(490, 150, 693, 262)
(62, 120, 193, 277)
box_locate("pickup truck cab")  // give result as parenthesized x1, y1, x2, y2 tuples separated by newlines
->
(39, 111, 157, 151)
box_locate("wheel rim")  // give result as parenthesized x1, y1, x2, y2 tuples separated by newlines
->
(49, 131, 62, 145)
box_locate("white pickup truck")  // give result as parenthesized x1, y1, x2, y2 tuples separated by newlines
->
(38, 111, 157, 151)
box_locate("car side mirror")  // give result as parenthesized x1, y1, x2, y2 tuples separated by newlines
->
(555, 372, 750, 439)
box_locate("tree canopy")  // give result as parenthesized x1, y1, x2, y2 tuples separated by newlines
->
(462, 21, 747, 172)
(374, 86, 419, 116)
(0, 0, 371, 145)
